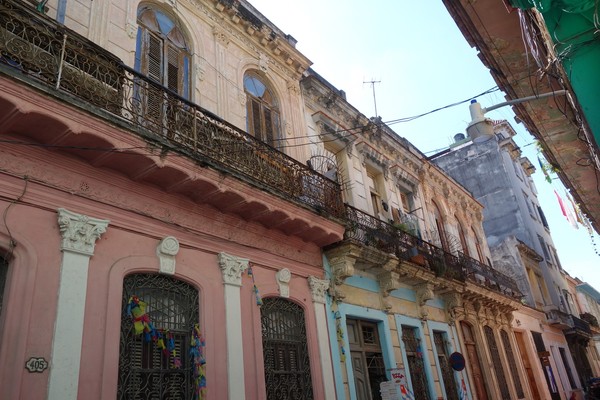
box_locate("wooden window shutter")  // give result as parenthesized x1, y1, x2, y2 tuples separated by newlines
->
(147, 33, 163, 83)
(166, 45, 180, 93)
(263, 107, 274, 145)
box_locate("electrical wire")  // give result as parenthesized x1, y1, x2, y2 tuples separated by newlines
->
(2, 176, 28, 260)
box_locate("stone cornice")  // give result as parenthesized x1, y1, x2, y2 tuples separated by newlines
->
(197, 0, 311, 78)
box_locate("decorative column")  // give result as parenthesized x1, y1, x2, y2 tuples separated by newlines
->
(308, 276, 336, 400)
(218, 252, 249, 400)
(48, 208, 109, 400)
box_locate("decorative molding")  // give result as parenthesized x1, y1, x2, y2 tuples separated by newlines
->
(213, 26, 230, 47)
(156, 236, 180, 275)
(276, 268, 291, 298)
(308, 276, 329, 304)
(415, 283, 435, 320)
(57, 208, 109, 256)
(287, 80, 300, 96)
(258, 52, 269, 72)
(442, 291, 464, 325)
(238, 91, 247, 106)
(378, 270, 400, 314)
(196, 61, 206, 82)
(328, 256, 356, 300)
(125, 20, 137, 39)
(218, 252, 249, 286)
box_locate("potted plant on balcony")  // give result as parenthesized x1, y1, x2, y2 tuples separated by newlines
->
(430, 254, 447, 277)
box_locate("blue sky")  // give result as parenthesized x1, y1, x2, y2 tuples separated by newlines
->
(248, 0, 600, 289)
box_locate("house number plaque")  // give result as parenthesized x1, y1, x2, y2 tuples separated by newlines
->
(25, 357, 48, 373)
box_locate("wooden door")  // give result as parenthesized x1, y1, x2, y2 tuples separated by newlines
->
(515, 332, 541, 400)
(461, 322, 489, 400)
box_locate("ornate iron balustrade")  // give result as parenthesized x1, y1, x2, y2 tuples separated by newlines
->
(568, 314, 592, 336)
(342, 205, 522, 298)
(0, 0, 345, 218)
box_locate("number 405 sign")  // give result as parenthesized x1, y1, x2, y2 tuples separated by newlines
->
(25, 357, 48, 373)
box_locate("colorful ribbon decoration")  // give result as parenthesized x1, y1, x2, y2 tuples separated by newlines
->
(334, 311, 346, 363)
(247, 264, 263, 306)
(125, 296, 181, 368)
(190, 324, 207, 400)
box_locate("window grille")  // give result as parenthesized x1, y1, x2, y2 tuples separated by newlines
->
(261, 297, 313, 400)
(433, 331, 458, 400)
(117, 273, 199, 400)
(401, 326, 431, 400)
(484, 326, 510, 400)
(500, 330, 524, 398)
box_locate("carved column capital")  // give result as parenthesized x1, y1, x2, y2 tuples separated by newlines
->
(57, 208, 109, 256)
(218, 252, 249, 286)
(213, 26, 230, 46)
(308, 276, 330, 304)
(156, 236, 180, 275)
(415, 283, 435, 320)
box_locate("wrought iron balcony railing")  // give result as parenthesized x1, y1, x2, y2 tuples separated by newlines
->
(342, 205, 522, 298)
(0, 0, 345, 218)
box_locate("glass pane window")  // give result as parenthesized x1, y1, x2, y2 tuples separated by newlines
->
(244, 73, 280, 147)
(347, 319, 386, 400)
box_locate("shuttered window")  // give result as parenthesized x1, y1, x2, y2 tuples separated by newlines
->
(244, 73, 281, 147)
(136, 8, 190, 98)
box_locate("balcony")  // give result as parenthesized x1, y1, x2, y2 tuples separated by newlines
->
(546, 308, 574, 330)
(564, 314, 592, 338)
(332, 205, 522, 299)
(0, 0, 345, 230)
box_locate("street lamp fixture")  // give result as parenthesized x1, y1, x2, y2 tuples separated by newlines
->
(466, 90, 568, 142)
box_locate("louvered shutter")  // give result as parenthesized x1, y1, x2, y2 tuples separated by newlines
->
(147, 33, 163, 83)
(166, 45, 180, 93)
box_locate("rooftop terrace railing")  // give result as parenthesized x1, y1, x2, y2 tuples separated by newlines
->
(0, 0, 345, 218)
(342, 205, 522, 299)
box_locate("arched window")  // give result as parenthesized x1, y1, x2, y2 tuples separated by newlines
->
(244, 72, 281, 147)
(500, 330, 524, 398)
(484, 326, 510, 399)
(472, 227, 485, 263)
(261, 297, 313, 399)
(117, 273, 200, 400)
(136, 7, 190, 98)
(460, 322, 489, 400)
(456, 216, 469, 256)
(432, 201, 448, 251)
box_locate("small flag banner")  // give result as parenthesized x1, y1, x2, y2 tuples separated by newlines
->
(190, 324, 207, 400)
(459, 377, 470, 400)
(334, 311, 346, 362)
(399, 384, 415, 400)
(247, 264, 263, 306)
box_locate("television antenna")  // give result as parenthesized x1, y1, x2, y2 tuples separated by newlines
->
(363, 79, 381, 118)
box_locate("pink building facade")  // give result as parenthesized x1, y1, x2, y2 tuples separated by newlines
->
(0, 0, 344, 398)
